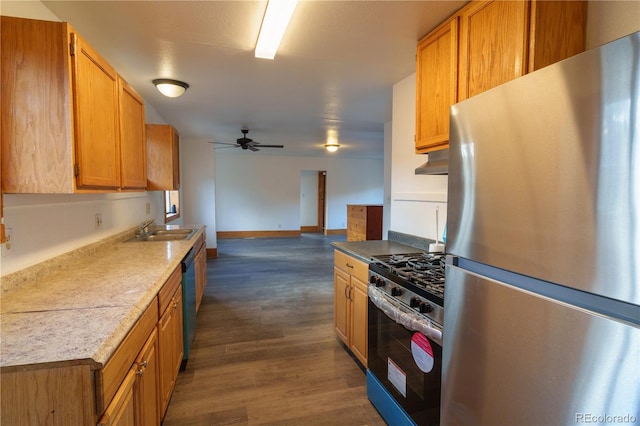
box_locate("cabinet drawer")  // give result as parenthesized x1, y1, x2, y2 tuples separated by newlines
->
(334, 250, 369, 282)
(158, 266, 182, 315)
(96, 298, 159, 415)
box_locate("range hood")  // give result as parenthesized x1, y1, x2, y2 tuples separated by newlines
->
(415, 148, 448, 175)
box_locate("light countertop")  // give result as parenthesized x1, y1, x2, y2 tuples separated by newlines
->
(0, 225, 205, 372)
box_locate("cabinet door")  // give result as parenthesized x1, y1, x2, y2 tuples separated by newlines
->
(458, 0, 529, 101)
(158, 287, 183, 417)
(146, 125, 180, 191)
(70, 32, 121, 189)
(119, 76, 147, 190)
(415, 17, 458, 153)
(333, 267, 350, 345)
(98, 368, 136, 426)
(350, 276, 368, 367)
(195, 245, 207, 313)
(135, 327, 160, 426)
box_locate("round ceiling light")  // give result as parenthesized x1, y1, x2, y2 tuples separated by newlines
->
(152, 79, 189, 98)
(324, 143, 340, 152)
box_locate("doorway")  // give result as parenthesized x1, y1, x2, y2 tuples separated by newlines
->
(300, 170, 326, 233)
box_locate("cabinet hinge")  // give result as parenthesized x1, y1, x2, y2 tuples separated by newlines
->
(74, 163, 79, 177)
(70, 34, 77, 56)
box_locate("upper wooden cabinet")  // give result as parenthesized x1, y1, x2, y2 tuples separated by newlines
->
(415, 18, 459, 153)
(146, 124, 181, 191)
(0, 16, 146, 193)
(119, 77, 147, 191)
(415, 0, 586, 154)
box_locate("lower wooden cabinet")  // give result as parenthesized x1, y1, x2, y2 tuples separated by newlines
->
(333, 250, 368, 366)
(158, 283, 183, 417)
(98, 327, 159, 426)
(0, 265, 185, 426)
(98, 368, 137, 426)
(195, 234, 207, 313)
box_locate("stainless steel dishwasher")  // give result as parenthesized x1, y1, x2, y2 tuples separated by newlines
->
(180, 247, 197, 370)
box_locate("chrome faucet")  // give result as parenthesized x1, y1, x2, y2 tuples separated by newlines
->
(136, 219, 155, 237)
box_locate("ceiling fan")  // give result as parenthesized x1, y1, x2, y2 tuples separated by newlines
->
(210, 129, 284, 152)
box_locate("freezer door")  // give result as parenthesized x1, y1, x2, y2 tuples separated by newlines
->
(442, 265, 640, 425)
(447, 32, 640, 306)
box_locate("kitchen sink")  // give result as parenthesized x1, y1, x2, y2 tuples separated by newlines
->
(128, 227, 195, 242)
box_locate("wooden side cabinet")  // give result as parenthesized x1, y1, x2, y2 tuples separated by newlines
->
(415, 0, 586, 153)
(333, 250, 369, 367)
(347, 205, 383, 242)
(119, 76, 147, 191)
(146, 124, 181, 191)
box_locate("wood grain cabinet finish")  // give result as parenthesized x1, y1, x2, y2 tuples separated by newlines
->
(415, 0, 586, 153)
(195, 234, 207, 313)
(119, 77, 147, 191)
(146, 124, 181, 191)
(415, 17, 458, 153)
(333, 250, 368, 367)
(98, 328, 159, 426)
(0, 16, 147, 193)
(158, 271, 184, 418)
(346, 205, 383, 242)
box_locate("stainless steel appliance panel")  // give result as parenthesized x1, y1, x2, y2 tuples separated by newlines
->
(447, 32, 640, 305)
(442, 265, 640, 425)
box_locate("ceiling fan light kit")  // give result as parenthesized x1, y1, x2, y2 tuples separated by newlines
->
(210, 129, 284, 152)
(255, 0, 298, 59)
(152, 78, 190, 98)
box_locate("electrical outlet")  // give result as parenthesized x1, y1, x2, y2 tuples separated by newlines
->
(2, 228, 13, 256)
(95, 213, 103, 229)
(146, 202, 151, 215)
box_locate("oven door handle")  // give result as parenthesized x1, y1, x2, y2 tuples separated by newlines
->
(368, 286, 443, 344)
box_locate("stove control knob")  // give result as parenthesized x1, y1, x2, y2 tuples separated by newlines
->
(419, 302, 433, 314)
(376, 279, 386, 288)
(369, 276, 377, 284)
(391, 287, 402, 297)
(409, 297, 420, 308)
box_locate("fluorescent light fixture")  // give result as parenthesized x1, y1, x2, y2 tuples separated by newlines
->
(152, 79, 189, 98)
(255, 0, 298, 59)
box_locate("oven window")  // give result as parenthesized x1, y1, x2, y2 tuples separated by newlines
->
(368, 299, 441, 425)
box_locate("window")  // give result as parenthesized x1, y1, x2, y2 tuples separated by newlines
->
(164, 190, 180, 223)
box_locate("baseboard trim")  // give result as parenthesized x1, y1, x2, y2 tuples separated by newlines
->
(217, 230, 302, 239)
(300, 226, 320, 233)
(206, 248, 218, 258)
(324, 229, 346, 236)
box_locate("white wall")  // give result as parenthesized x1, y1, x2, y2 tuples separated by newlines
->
(389, 74, 448, 241)
(214, 154, 383, 233)
(180, 138, 216, 248)
(388, 1, 640, 243)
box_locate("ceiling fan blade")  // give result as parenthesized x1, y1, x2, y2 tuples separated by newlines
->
(256, 144, 284, 148)
(209, 141, 238, 146)
(248, 146, 259, 152)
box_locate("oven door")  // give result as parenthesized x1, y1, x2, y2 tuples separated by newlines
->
(367, 286, 442, 426)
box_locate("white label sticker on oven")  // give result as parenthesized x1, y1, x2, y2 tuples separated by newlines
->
(411, 332, 435, 373)
(387, 358, 407, 398)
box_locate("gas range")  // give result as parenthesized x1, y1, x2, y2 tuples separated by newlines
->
(368, 252, 446, 326)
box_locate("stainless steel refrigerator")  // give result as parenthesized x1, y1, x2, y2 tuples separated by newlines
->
(443, 32, 640, 425)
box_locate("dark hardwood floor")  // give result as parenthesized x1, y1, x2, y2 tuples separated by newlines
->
(162, 234, 386, 425)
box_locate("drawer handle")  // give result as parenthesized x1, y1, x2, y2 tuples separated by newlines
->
(173, 300, 178, 309)
(136, 368, 144, 377)
(345, 262, 354, 269)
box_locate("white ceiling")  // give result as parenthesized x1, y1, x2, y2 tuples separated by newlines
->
(42, 1, 466, 158)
